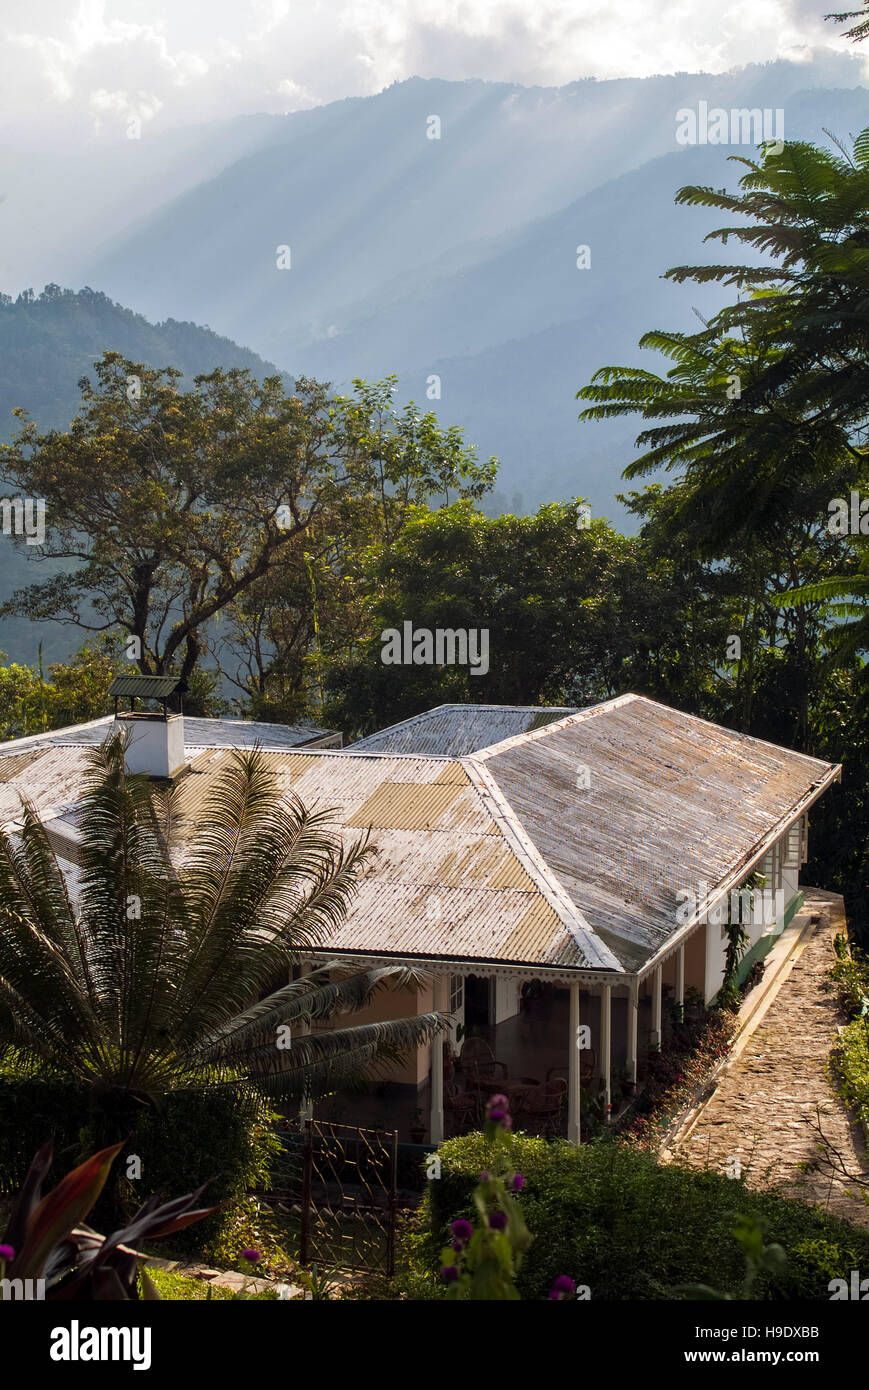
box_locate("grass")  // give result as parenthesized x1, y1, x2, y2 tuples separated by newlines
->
(140, 1266, 282, 1300)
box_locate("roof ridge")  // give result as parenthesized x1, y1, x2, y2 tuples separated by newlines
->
(462, 754, 623, 971)
(473, 693, 638, 759)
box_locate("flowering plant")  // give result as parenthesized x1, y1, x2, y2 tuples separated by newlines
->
(438, 1095, 532, 1300)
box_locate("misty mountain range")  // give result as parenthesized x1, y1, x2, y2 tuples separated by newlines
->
(0, 56, 867, 662)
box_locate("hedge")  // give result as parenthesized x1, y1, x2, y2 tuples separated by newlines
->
(413, 1133, 869, 1300)
(0, 1072, 281, 1257)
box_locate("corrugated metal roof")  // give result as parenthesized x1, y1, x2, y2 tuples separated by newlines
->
(167, 748, 606, 970)
(39, 716, 340, 751)
(0, 748, 49, 782)
(0, 744, 94, 829)
(478, 694, 838, 970)
(348, 704, 578, 756)
(0, 695, 839, 978)
(109, 674, 185, 700)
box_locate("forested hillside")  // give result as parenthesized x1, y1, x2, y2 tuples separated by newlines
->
(0, 285, 290, 441)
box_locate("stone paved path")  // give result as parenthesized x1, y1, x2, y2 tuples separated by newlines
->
(672, 892, 869, 1229)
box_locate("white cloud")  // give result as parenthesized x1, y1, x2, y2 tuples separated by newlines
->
(0, 0, 864, 142)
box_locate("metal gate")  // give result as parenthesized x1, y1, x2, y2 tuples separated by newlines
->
(296, 1120, 399, 1276)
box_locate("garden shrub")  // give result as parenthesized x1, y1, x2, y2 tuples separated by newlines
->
(829, 939, 869, 1020)
(415, 1133, 869, 1300)
(833, 1018, 869, 1130)
(0, 1071, 283, 1259)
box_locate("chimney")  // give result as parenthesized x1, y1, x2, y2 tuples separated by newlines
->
(108, 674, 188, 779)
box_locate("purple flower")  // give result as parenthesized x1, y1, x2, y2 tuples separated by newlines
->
(451, 1240, 464, 1253)
(451, 1219, 473, 1244)
(440, 1265, 459, 1283)
(489, 1210, 507, 1231)
(486, 1094, 512, 1128)
(511, 1173, 525, 1192)
(549, 1275, 576, 1300)
(0, 1244, 14, 1262)
(241, 1249, 261, 1263)
(479, 1171, 490, 1182)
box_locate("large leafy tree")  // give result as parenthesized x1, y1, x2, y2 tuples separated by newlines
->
(217, 377, 498, 718)
(0, 358, 495, 687)
(0, 732, 444, 1107)
(577, 128, 869, 552)
(577, 121, 869, 939)
(322, 498, 736, 734)
(619, 483, 848, 748)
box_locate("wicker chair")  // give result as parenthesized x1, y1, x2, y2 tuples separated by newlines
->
(458, 1036, 508, 1086)
(513, 1081, 565, 1138)
(444, 1080, 479, 1135)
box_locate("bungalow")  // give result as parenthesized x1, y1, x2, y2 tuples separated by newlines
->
(0, 692, 839, 1145)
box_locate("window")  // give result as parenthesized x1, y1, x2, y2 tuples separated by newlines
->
(783, 823, 801, 871)
(758, 848, 774, 886)
(449, 975, 464, 1017)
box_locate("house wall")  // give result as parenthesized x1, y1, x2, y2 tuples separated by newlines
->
(683, 923, 707, 999)
(312, 978, 431, 1087)
(700, 825, 806, 1002)
(704, 912, 730, 1003)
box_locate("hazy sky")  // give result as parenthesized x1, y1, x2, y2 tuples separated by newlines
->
(0, 0, 865, 141)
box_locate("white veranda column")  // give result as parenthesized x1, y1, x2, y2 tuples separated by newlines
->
(567, 981, 581, 1144)
(601, 983, 612, 1121)
(430, 976, 447, 1144)
(676, 945, 685, 1010)
(651, 965, 662, 1051)
(627, 978, 638, 1084)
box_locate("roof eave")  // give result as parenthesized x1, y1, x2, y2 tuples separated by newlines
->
(635, 758, 842, 979)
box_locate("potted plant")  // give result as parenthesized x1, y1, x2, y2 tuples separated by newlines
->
(684, 985, 706, 1026)
(613, 1066, 636, 1100)
(409, 1109, 426, 1143)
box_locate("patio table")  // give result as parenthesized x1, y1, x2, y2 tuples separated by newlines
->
(473, 1077, 539, 1098)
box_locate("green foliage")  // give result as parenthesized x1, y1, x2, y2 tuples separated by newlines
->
(832, 1018, 869, 1129)
(1, 1140, 215, 1300)
(439, 1101, 533, 1300)
(296, 1264, 343, 1301)
(323, 498, 732, 733)
(0, 733, 444, 1238)
(0, 638, 121, 739)
(0, 732, 442, 1104)
(0, 1071, 281, 1258)
(826, 5, 869, 45)
(829, 938, 869, 1020)
(576, 125, 869, 944)
(670, 1216, 787, 1299)
(716, 910, 751, 1011)
(415, 1134, 869, 1300)
(0, 355, 495, 696)
(201, 1193, 293, 1273)
(139, 1267, 279, 1300)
